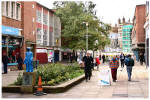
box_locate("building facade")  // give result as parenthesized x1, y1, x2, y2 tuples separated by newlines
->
(144, 1, 149, 68)
(2, 1, 24, 66)
(132, 4, 146, 61)
(122, 25, 133, 53)
(117, 17, 132, 52)
(1, 1, 61, 67)
(36, 3, 61, 64)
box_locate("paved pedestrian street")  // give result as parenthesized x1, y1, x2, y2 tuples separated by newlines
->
(2, 63, 149, 98)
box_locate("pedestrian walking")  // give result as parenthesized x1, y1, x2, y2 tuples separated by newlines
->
(109, 56, 119, 82)
(95, 55, 100, 70)
(124, 54, 134, 81)
(99, 55, 101, 61)
(120, 52, 125, 68)
(2, 52, 9, 74)
(139, 53, 144, 65)
(82, 52, 93, 82)
(70, 54, 73, 63)
(17, 54, 23, 70)
(102, 55, 105, 63)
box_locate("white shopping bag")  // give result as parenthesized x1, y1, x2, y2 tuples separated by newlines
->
(98, 69, 111, 85)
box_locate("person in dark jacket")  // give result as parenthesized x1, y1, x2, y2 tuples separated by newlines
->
(139, 53, 144, 65)
(17, 55, 23, 70)
(102, 55, 105, 63)
(82, 52, 93, 82)
(124, 54, 134, 81)
(120, 52, 125, 68)
(2, 52, 9, 74)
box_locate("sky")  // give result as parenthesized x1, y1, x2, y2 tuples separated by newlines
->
(37, 0, 147, 26)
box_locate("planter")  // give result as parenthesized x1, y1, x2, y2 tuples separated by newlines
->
(2, 74, 85, 93)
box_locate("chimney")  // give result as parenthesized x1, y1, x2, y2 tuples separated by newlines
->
(118, 18, 121, 24)
(122, 17, 125, 24)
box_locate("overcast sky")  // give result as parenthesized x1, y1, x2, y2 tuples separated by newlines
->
(37, 0, 147, 26)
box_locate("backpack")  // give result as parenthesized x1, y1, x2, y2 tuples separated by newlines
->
(125, 58, 134, 66)
(129, 58, 134, 66)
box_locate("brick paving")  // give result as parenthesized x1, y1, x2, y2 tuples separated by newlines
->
(2, 62, 149, 98)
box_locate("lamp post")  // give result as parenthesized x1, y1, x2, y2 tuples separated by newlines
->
(83, 22, 88, 52)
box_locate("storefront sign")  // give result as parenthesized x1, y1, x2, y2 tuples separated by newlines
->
(2, 25, 19, 36)
(36, 49, 47, 53)
(47, 50, 54, 62)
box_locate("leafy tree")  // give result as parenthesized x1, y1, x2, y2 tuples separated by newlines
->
(53, 1, 111, 51)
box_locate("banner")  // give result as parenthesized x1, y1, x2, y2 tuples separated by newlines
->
(98, 69, 111, 85)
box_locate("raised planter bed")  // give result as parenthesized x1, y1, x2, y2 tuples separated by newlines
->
(2, 74, 85, 93)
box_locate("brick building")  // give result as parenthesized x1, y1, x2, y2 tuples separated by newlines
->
(1, 1, 61, 68)
(144, 1, 149, 68)
(132, 4, 146, 61)
(2, 1, 24, 66)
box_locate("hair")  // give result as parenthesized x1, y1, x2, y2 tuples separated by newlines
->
(128, 54, 131, 57)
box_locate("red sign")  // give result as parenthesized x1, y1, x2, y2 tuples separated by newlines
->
(49, 26, 53, 32)
(37, 23, 42, 28)
(43, 25, 48, 30)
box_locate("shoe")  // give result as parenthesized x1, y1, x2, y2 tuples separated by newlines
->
(113, 80, 116, 82)
(128, 79, 131, 81)
(89, 77, 91, 80)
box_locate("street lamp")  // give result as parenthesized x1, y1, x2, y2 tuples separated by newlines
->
(83, 22, 88, 51)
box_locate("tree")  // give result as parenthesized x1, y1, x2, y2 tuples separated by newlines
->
(53, 1, 111, 51)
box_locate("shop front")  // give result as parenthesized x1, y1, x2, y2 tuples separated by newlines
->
(2, 25, 23, 66)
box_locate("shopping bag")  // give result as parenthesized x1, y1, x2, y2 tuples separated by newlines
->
(98, 69, 111, 85)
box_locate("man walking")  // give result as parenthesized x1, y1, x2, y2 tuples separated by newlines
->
(109, 56, 119, 82)
(102, 55, 105, 63)
(120, 52, 125, 68)
(125, 54, 134, 81)
(2, 52, 9, 74)
(82, 52, 93, 82)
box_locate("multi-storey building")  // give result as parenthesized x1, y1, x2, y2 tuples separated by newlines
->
(132, 4, 146, 61)
(35, 3, 61, 64)
(122, 25, 133, 53)
(117, 17, 132, 52)
(1, 1, 61, 67)
(144, 1, 149, 68)
(1, 1, 29, 67)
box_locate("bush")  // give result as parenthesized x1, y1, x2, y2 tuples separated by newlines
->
(14, 62, 84, 86)
(14, 73, 23, 85)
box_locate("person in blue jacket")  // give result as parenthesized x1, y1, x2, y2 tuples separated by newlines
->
(24, 47, 33, 72)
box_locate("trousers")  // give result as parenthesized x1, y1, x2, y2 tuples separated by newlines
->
(84, 68, 92, 80)
(126, 67, 133, 80)
(111, 68, 117, 81)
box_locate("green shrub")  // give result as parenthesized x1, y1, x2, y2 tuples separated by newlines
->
(14, 62, 84, 86)
(14, 73, 23, 85)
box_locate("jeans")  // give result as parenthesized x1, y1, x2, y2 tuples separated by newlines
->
(126, 67, 133, 80)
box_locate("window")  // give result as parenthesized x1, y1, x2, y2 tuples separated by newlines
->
(43, 30, 47, 46)
(6, 1, 9, 16)
(1, 2, 5, 16)
(16, 3, 21, 20)
(36, 10, 41, 23)
(11, 2, 15, 18)
(43, 13, 48, 25)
